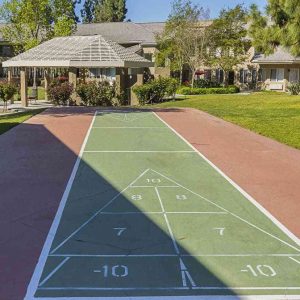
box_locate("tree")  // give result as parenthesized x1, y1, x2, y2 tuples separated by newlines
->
(248, 1, 300, 56)
(0, 0, 79, 53)
(81, 0, 99, 23)
(81, 0, 127, 23)
(207, 5, 250, 86)
(157, 0, 210, 86)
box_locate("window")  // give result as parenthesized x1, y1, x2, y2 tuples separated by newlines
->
(270, 68, 284, 82)
(239, 69, 248, 84)
(2, 46, 12, 56)
(289, 69, 299, 83)
(204, 70, 211, 81)
(252, 70, 257, 84)
(88, 68, 116, 81)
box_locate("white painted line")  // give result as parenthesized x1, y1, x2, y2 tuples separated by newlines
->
(22, 295, 300, 300)
(130, 185, 179, 188)
(151, 168, 300, 253)
(92, 127, 167, 129)
(24, 111, 98, 300)
(50, 169, 151, 254)
(38, 257, 70, 287)
(153, 111, 300, 247)
(180, 258, 196, 287)
(97, 211, 227, 215)
(48, 253, 300, 258)
(192, 287, 300, 290)
(289, 256, 300, 265)
(155, 187, 180, 255)
(97, 111, 153, 123)
(38, 287, 189, 291)
(167, 212, 227, 214)
(84, 151, 195, 153)
(49, 254, 178, 257)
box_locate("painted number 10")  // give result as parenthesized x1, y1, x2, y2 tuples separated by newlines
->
(146, 178, 161, 183)
(241, 265, 276, 277)
(95, 265, 128, 278)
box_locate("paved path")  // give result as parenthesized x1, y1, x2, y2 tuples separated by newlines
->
(0, 107, 299, 299)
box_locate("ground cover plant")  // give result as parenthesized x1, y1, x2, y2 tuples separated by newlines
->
(178, 86, 239, 95)
(0, 108, 45, 135)
(154, 92, 300, 149)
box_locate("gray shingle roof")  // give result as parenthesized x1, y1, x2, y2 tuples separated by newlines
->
(3, 35, 154, 68)
(253, 47, 300, 64)
(74, 22, 164, 45)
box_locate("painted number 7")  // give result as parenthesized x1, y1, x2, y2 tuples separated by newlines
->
(114, 228, 127, 236)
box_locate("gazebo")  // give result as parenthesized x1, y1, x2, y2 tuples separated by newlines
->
(2, 35, 154, 106)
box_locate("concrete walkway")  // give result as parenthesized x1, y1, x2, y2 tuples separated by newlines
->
(0, 100, 53, 115)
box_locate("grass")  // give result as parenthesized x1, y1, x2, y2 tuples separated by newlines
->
(0, 109, 45, 135)
(28, 87, 46, 100)
(14, 87, 46, 101)
(154, 92, 300, 150)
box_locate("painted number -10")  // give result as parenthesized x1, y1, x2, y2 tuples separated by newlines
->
(95, 265, 128, 278)
(241, 265, 276, 277)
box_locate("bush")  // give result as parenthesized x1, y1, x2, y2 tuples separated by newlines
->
(133, 77, 179, 105)
(177, 86, 240, 95)
(76, 81, 118, 106)
(288, 83, 300, 95)
(194, 78, 221, 88)
(0, 81, 17, 111)
(48, 81, 74, 106)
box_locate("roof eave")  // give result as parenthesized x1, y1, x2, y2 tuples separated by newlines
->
(253, 60, 300, 64)
(2, 60, 71, 68)
(3, 60, 154, 68)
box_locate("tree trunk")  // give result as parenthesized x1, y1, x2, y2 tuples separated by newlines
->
(224, 70, 229, 87)
(179, 67, 183, 85)
(191, 70, 196, 88)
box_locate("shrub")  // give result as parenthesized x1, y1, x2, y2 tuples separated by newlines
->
(177, 86, 240, 95)
(194, 78, 221, 88)
(287, 83, 300, 95)
(48, 81, 74, 106)
(76, 80, 118, 106)
(0, 81, 17, 112)
(133, 77, 179, 105)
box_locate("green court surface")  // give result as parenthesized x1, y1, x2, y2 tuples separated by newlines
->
(25, 110, 300, 300)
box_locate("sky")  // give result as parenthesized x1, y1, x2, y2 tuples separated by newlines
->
(77, 0, 267, 22)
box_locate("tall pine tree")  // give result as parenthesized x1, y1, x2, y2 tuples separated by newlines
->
(249, 0, 300, 56)
(81, 0, 127, 23)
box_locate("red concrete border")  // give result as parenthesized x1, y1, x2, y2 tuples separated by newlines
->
(0, 107, 95, 300)
(156, 108, 300, 239)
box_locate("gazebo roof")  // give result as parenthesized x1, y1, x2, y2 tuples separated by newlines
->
(3, 35, 154, 68)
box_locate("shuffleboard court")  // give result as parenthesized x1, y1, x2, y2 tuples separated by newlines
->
(25, 109, 300, 300)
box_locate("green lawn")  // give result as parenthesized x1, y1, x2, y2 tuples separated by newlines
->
(155, 92, 300, 149)
(14, 87, 46, 101)
(0, 109, 45, 135)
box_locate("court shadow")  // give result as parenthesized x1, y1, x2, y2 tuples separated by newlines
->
(0, 112, 238, 299)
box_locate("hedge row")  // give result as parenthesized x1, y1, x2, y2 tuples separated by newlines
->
(178, 86, 240, 95)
